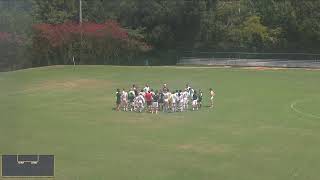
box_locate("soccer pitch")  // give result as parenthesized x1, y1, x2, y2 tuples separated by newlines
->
(1, 65, 320, 180)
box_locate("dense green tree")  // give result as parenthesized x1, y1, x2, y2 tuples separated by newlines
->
(250, 0, 320, 51)
(32, 0, 78, 24)
(1, 0, 320, 71)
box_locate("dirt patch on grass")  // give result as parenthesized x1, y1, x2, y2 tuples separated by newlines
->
(46, 79, 111, 89)
(177, 143, 231, 154)
(20, 79, 112, 94)
(12, 79, 114, 95)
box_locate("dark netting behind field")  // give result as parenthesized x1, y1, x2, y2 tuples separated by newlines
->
(177, 52, 320, 68)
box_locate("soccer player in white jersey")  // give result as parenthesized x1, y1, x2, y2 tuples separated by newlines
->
(170, 91, 177, 112)
(163, 90, 171, 112)
(209, 88, 216, 108)
(176, 90, 183, 112)
(143, 83, 150, 93)
(183, 88, 189, 110)
(121, 88, 128, 111)
(135, 91, 146, 112)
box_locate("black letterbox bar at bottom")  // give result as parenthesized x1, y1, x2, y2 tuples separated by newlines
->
(2, 155, 54, 177)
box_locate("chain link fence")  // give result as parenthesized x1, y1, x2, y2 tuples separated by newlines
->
(177, 52, 320, 68)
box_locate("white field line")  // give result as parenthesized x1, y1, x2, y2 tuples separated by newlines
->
(290, 100, 320, 119)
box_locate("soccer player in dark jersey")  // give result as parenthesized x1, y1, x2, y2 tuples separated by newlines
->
(133, 84, 138, 96)
(158, 90, 164, 111)
(116, 89, 121, 111)
(152, 90, 159, 114)
(198, 89, 203, 108)
(192, 90, 198, 111)
(128, 90, 135, 111)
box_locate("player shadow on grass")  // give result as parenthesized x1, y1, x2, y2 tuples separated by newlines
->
(112, 106, 213, 112)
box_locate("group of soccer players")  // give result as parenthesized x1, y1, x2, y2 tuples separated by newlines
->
(115, 83, 215, 114)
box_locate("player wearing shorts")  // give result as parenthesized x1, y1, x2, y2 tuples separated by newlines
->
(163, 91, 170, 112)
(183, 89, 189, 109)
(209, 88, 215, 108)
(170, 91, 177, 112)
(175, 90, 181, 112)
(135, 92, 145, 112)
(189, 88, 195, 102)
(158, 90, 164, 111)
(152, 91, 159, 114)
(121, 88, 128, 111)
(145, 90, 153, 112)
(198, 89, 203, 108)
(178, 90, 184, 112)
(128, 89, 135, 111)
(192, 90, 198, 111)
(115, 89, 121, 111)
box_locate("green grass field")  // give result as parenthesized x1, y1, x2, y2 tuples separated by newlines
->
(1, 65, 320, 180)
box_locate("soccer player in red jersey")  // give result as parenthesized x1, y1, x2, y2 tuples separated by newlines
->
(144, 90, 153, 112)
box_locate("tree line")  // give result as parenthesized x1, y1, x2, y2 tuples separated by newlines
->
(0, 0, 319, 71)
